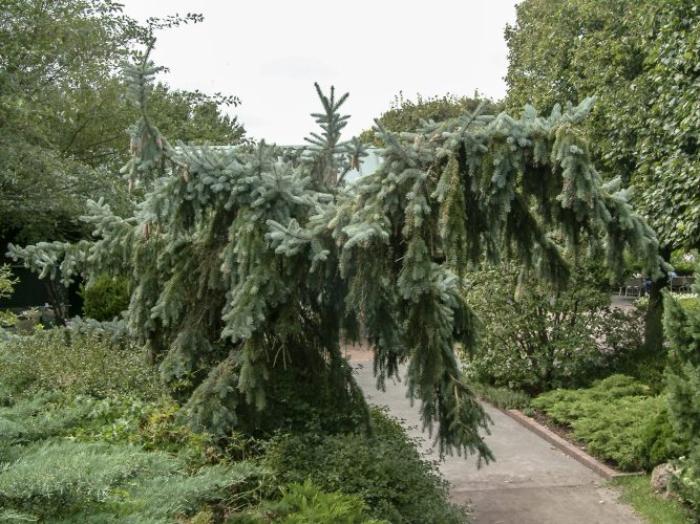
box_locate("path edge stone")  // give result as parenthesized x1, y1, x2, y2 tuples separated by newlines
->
(496, 407, 641, 480)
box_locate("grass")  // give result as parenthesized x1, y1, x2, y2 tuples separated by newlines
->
(612, 475, 693, 524)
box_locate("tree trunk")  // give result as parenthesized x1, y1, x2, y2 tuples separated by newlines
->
(643, 246, 672, 358)
(45, 278, 68, 326)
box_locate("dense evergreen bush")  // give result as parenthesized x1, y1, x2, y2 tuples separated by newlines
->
(463, 264, 644, 395)
(0, 389, 269, 523)
(81, 274, 130, 321)
(637, 406, 687, 472)
(532, 375, 682, 471)
(670, 250, 698, 276)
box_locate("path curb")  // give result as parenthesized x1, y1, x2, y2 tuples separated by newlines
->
(498, 407, 638, 480)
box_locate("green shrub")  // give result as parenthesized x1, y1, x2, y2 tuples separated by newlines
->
(637, 406, 687, 471)
(463, 264, 644, 395)
(73, 395, 263, 468)
(0, 392, 100, 445)
(231, 480, 387, 523)
(263, 408, 467, 524)
(532, 375, 680, 471)
(81, 274, 130, 321)
(670, 250, 697, 276)
(0, 387, 272, 522)
(0, 329, 161, 399)
(677, 295, 700, 315)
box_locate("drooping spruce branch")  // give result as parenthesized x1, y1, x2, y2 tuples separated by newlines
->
(9, 56, 664, 461)
(317, 99, 664, 457)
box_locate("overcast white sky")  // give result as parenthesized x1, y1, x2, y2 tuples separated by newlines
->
(120, 1, 520, 144)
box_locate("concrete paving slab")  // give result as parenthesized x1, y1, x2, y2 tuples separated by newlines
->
(349, 353, 642, 524)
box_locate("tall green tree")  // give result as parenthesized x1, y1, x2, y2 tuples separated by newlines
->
(10, 51, 662, 460)
(0, 0, 244, 245)
(504, 0, 700, 356)
(360, 92, 502, 145)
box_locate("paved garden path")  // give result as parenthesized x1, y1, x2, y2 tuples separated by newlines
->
(347, 349, 643, 524)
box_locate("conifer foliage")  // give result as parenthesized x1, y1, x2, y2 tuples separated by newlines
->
(663, 291, 700, 510)
(9, 52, 663, 460)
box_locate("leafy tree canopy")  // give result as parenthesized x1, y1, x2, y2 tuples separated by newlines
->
(505, 0, 700, 251)
(360, 92, 503, 145)
(0, 0, 244, 245)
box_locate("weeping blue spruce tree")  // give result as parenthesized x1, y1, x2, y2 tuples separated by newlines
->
(9, 53, 663, 461)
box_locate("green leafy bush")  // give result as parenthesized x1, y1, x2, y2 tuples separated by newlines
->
(670, 250, 697, 276)
(231, 480, 387, 523)
(463, 264, 644, 395)
(81, 274, 130, 321)
(73, 395, 266, 468)
(637, 406, 687, 471)
(673, 453, 700, 519)
(263, 408, 467, 524)
(0, 329, 161, 399)
(532, 375, 680, 471)
(677, 295, 700, 315)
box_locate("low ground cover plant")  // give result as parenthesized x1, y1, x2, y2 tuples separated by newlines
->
(532, 375, 683, 471)
(231, 480, 388, 523)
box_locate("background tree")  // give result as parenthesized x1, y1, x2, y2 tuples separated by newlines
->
(504, 0, 700, 357)
(0, 0, 244, 247)
(360, 92, 503, 145)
